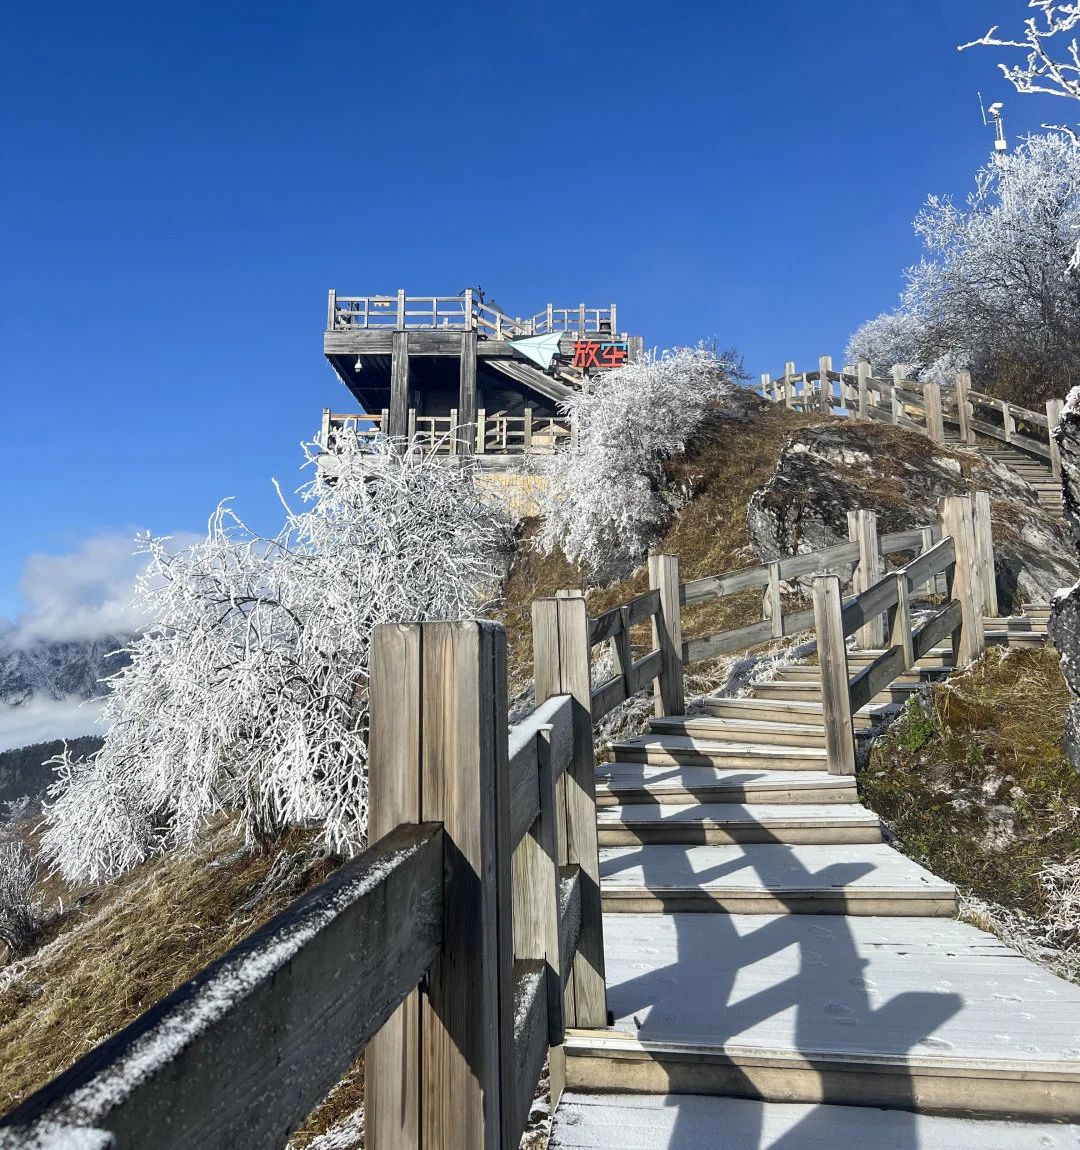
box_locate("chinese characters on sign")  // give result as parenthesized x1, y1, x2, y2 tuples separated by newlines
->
(571, 340, 629, 370)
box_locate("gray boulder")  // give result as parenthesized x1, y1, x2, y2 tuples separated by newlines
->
(747, 422, 1076, 610)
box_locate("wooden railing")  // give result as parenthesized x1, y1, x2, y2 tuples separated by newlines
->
(327, 288, 621, 339)
(811, 495, 987, 773)
(0, 618, 606, 1150)
(322, 407, 573, 456)
(759, 357, 1066, 477)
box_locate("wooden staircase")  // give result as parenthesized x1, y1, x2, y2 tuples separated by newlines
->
(551, 608, 1080, 1146)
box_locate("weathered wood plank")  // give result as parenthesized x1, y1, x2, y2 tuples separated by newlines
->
(590, 674, 627, 722)
(901, 536, 955, 594)
(510, 960, 548, 1146)
(940, 496, 985, 665)
(558, 866, 583, 985)
(588, 607, 623, 646)
(628, 648, 663, 696)
(683, 618, 774, 664)
(840, 573, 898, 640)
(389, 330, 410, 438)
(366, 623, 423, 1149)
(649, 554, 684, 717)
(913, 599, 963, 662)
(625, 587, 662, 627)
(847, 509, 884, 649)
(849, 644, 906, 715)
(973, 490, 999, 618)
(458, 331, 477, 455)
(5, 824, 443, 1150)
(813, 575, 856, 775)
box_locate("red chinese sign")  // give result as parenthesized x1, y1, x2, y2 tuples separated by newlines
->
(571, 340, 628, 370)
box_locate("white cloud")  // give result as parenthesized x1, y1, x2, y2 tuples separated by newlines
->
(2, 530, 203, 648)
(0, 696, 107, 753)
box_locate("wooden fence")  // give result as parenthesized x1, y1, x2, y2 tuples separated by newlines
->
(0, 616, 607, 1150)
(327, 289, 620, 340)
(759, 358, 1065, 477)
(322, 408, 573, 456)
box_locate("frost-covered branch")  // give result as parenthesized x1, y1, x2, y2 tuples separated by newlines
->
(42, 435, 508, 885)
(961, 4, 1080, 106)
(0, 842, 41, 958)
(537, 346, 741, 580)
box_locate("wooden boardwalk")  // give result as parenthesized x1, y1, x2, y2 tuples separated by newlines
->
(552, 611, 1080, 1146)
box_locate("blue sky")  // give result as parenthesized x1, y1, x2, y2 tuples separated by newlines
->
(0, 0, 1057, 622)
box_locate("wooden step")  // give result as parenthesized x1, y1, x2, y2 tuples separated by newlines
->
(750, 681, 918, 705)
(607, 734, 828, 771)
(703, 696, 890, 728)
(566, 914, 1080, 1117)
(649, 715, 827, 748)
(775, 665, 947, 686)
(598, 843, 956, 915)
(596, 802, 882, 846)
(551, 1092, 1080, 1148)
(595, 764, 858, 806)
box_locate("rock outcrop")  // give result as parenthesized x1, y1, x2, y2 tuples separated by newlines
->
(747, 422, 1076, 609)
(1048, 387, 1080, 772)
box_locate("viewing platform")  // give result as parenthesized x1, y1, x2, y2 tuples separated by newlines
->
(322, 287, 643, 453)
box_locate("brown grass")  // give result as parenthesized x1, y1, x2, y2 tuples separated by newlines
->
(862, 646, 1080, 915)
(0, 822, 336, 1113)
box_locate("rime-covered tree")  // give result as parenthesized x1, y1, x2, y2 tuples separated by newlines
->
(846, 133, 1080, 405)
(42, 435, 507, 885)
(537, 345, 740, 580)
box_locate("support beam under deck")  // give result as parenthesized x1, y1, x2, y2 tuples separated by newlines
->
(389, 331, 410, 439)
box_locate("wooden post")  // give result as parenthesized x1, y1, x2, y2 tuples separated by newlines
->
(760, 372, 772, 401)
(919, 526, 938, 596)
(888, 571, 914, 672)
(610, 303, 618, 334)
(972, 490, 999, 619)
(1003, 402, 1016, 444)
(819, 354, 833, 413)
(940, 495, 985, 665)
(476, 408, 487, 454)
(389, 331, 410, 439)
(925, 380, 944, 443)
(846, 509, 884, 649)
(320, 407, 332, 449)
(327, 289, 337, 331)
(956, 370, 973, 444)
(511, 723, 564, 1087)
(396, 288, 406, 329)
(890, 365, 904, 425)
(546, 303, 554, 333)
(448, 408, 459, 456)
(458, 331, 477, 455)
(532, 595, 607, 1028)
(766, 560, 783, 639)
(1047, 398, 1065, 479)
(648, 553, 685, 717)
(523, 405, 533, 451)
(367, 621, 514, 1150)
(578, 303, 586, 335)
(857, 360, 870, 420)
(812, 575, 856, 776)
(783, 361, 795, 409)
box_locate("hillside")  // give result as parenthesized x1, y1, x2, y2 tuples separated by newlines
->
(3, 396, 1077, 1143)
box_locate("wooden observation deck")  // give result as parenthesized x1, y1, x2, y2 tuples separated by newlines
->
(322, 288, 643, 457)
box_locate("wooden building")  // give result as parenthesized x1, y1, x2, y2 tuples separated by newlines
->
(321, 288, 643, 458)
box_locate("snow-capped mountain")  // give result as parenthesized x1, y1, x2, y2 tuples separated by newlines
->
(0, 635, 130, 707)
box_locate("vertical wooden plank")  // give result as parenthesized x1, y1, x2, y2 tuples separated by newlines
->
(420, 622, 513, 1150)
(918, 526, 938, 596)
(366, 625, 423, 1150)
(925, 380, 944, 443)
(956, 370, 973, 444)
(783, 361, 795, 409)
(407, 408, 417, 443)
(523, 406, 533, 451)
(396, 288, 406, 329)
(819, 354, 833, 413)
(628, 335, 644, 363)
(766, 560, 783, 639)
(610, 303, 618, 334)
(609, 607, 632, 700)
(972, 490, 999, 619)
(890, 365, 904, 425)
(511, 727, 564, 1047)
(476, 408, 487, 454)
(327, 289, 337, 330)
(1003, 403, 1016, 444)
(389, 330, 410, 439)
(846, 509, 884, 649)
(648, 553, 685, 717)
(320, 407, 332, 449)
(760, 372, 771, 401)
(458, 331, 478, 455)
(812, 575, 856, 775)
(449, 408, 459, 456)
(857, 360, 870, 420)
(888, 572, 914, 671)
(940, 495, 985, 665)
(532, 596, 607, 1028)
(1047, 398, 1065, 478)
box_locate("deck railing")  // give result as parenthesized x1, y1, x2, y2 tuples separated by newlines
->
(760, 358, 1065, 477)
(322, 407, 573, 456)
(327, 288, 620, 339)
(0, 617, 607, 1150)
